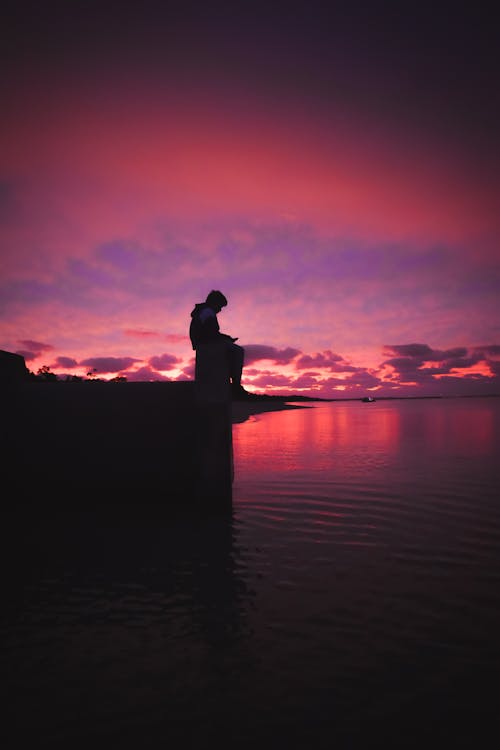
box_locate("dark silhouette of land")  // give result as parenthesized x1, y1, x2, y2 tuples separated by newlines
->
(0, 348, 367, 514)
(2, 359, 326, 512)
(3, 380, 229, 508)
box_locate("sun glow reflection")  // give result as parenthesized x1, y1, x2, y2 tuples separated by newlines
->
(232, 402, 402, 479)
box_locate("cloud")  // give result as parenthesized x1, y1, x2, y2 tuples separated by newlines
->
(383, 344, 468, 363)
(17, 339, 54, 355)
(54, 356, 78, 368)
(0, 180, 17, 222)
(180, 360, 196, 379)
(475, 344, 500, 358)
(289, 374, 323, 389)
(14, 339, 55, 361)
(381, 345, 482, 385)
(295, 350, 360, 373)
(245, 364, 382, 394)
(15, 349, 40, 361)
(124, 330, 189, 346)
(148, 353, 182, 371)
(488, 360, 500, 377)
(18, 339, 53, 351)
(247, 372, 295, 388)
(295, 350, 342, 369)
(164, 334, 190, 344)
(383, 356, 423, 373)
(124, 329, 161, 338)
(79, 356, 139, 374)
(244, 344, 300, 365)
(349, 371, 382, 389)
(309, 370, 382, 395)
(125, 366, 170, 382)
(2, 210, 497, 382)
(378, 342, 500, 395)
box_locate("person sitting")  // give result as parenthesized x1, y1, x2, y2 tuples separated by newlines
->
(189, 290, 249, 399)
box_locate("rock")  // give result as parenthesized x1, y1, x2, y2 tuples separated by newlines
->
(0, 350, 30, 382)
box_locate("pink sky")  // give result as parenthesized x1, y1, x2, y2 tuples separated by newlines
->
(1, 3, 499, 397)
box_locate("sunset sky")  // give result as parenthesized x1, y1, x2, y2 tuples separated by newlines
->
(1, 1, 499, 397)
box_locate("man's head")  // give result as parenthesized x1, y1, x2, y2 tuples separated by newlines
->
(206, 290, 228, 312)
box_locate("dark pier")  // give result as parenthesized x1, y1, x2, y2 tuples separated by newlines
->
(3, 378, 233, 513)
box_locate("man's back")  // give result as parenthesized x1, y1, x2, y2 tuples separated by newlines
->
(189, 302, 220, 350)
(189, 290, 246, 398)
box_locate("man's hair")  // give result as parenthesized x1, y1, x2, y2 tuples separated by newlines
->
(206, 290, 227, 308)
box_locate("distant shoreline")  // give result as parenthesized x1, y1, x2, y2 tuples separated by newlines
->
(231, 400, 310, 423)
(4, 377, 499, 405)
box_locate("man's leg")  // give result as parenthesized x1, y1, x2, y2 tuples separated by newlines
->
(227, 342, 244, 386)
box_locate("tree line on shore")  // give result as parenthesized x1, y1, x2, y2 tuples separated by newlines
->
(30, 365, 127, 383)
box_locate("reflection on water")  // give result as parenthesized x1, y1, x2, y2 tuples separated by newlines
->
(231, 398, 500, 741)
(233, 397, 498, 475)
(2, 513, 258, 744)
(2, 398, 500, 745)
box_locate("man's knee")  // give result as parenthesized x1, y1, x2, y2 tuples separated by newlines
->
(234, 343, 244, 363)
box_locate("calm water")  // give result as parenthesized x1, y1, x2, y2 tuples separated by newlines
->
(3, 398, 500, 745)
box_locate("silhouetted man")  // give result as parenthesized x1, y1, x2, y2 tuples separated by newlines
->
(190, 290, 248, 398)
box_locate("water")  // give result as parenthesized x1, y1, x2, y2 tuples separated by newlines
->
(3, 398, 500, 745)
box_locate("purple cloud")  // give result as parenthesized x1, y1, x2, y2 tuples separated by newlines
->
(295, 350, 343, 370)
(54, 356, 78, 368)
(383, 356, 423, 372)
(15, 349, 39, 361)
(378, 342, 500, 395)
(79, 356, 139, 373)
(488, 360, 500, 376)
(475, 344, 500, 358)
(248, 372, 295, 388)
(19, 339, 54, 351)
(126, 366, 170, 382)
(296, 350, 362, 374)
(149, 353, 182, 370)
(289, 374, 322, 389)
(16, 339, 54, 360)
(98, 241, 140, 272)
(244, 345, 300, 365)
(384, 344, 468, 364)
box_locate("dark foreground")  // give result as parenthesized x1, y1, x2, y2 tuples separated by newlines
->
(2, 391, 499, 747)
(2, 381, 306, 512)
(2, 496, 496, 748)
(3, 381, 199, 507)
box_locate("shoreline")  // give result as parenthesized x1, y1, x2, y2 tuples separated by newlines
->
(231, 400, 311, 423)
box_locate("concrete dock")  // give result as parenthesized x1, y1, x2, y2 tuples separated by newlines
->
(3, 380, 232, 511)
